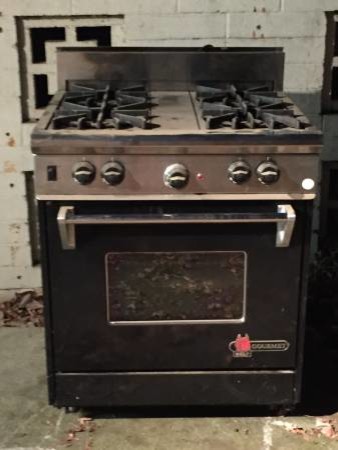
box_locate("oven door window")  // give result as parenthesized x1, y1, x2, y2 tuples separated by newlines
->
(106, 251, 246, 324)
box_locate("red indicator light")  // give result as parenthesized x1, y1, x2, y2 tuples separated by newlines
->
(235, 334, 251, 353)
(196, 173, 205, 181)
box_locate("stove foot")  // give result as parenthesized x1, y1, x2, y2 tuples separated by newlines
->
(65, 406, 79, 414)
(269, 404, 295, 416)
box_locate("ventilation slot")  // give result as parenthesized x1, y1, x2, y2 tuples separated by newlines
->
(16, 16, 124, 120)
(76, 26, 111, 46)
(33, 74, 52, 109)
(30, 27, 66, 63)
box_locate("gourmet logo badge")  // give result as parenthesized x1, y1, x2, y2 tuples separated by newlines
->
(229, 334, 290, 358)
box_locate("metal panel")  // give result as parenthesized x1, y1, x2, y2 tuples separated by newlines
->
(34, 153, 319, 197)
(56, 47, 285, 91)
(55, 371, 295, 406)
(43, 200, 304, 373)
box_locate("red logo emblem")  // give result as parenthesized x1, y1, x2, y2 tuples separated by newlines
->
(234, 334, 251, 353)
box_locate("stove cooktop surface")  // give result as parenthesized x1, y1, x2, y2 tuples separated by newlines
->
(49, 81, 315, 134)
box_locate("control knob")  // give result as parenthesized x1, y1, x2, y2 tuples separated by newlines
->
(101, 161, 125, 185)
(72, 161, 95, 185)
(164, 163, 189, 189)
(228, 160, 251, 184)
(256, 160, 280, 185)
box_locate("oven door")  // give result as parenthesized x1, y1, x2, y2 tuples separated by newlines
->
(41, 200, 307, 372)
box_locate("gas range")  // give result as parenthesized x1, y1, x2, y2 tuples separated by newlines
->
(32, 48, 321, 201)
(33, 48, 322, 409)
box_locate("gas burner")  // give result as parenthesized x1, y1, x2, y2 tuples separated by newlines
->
(52, 83, 151, 130)
(197, 84, 310, 131)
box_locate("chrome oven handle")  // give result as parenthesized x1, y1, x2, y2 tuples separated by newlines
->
(57, 204, 296, 250)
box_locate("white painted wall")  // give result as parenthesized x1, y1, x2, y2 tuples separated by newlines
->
(0, 0, 336, 288)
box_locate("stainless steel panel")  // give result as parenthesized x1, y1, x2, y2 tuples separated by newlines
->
(56, 47, 285, 91)
(35, 153, 319, 196)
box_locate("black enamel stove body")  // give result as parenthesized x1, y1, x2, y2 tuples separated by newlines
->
(32, 48, 322, 408)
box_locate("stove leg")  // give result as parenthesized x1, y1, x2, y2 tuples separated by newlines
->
(65, 406, 79, 414)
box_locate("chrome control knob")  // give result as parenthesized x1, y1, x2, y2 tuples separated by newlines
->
(228, 161, 251, 184)
(101, 161, 125, 185)
(256, 160, 280, 185)
(72, 161, 95, 185)
(164, 163, 189, 189)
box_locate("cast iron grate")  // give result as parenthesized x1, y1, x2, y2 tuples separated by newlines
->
(52, 82, 152, 130)
(197, 84, 310, 130)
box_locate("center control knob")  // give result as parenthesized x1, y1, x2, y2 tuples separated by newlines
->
(101, 161, 125, 185)
(164, 163, 189, 189)
(228, 160, 251, 184)
(256, 160, 280, 185)
(72, 161, 95, 185)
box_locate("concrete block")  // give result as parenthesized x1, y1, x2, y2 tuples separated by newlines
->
(3, 1, 72, 15)
(228, 12, 326, 38)
(225, 37, 325, 64)
(0, 24, 20, 71)
(125, 38, 227, 47)
(179, 0, 281, 13)
(284, 63, 323, 92)
(283, 0, 338, 11)
(21, 123, 36, 148)
(0, 147, 34, 173)
(0, 70, 21, 100)
(0, 171, 26, 195)
(0, 244, 30, 267)
(0, 245, 14, 266)
(0, 222, 30, 246)
(71, 0, 177, 14)
(0, 265, 41, 289)
(125, 14, 227, 40)
(0, 194, 28, 221)
(0, 100, 22, 148)
(10, 244, 32, 267)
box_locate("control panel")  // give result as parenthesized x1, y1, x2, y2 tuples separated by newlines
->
(35, 153, 318, 198)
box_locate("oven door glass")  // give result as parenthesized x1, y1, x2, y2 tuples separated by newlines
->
(106, 251, 246, 323)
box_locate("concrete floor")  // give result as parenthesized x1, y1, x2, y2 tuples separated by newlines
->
(1, 328, 338, 450)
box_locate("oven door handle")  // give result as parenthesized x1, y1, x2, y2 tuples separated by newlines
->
(57, 204, 296, 250)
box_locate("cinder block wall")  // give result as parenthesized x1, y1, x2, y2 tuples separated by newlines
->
(0, 0, 336, 289)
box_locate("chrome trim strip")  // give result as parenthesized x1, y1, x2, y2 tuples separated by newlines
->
(38, 193, 315, 201)
(61, 370, 294, 375)
(56, 204, 296, 250)
(105, 251, 247, 326)
(57, 206, 75, 250)
(277, 204, 296, 247)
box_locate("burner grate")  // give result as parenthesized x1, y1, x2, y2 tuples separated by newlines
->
(52, 83, 151, 130)
(197, 84, 310, 131)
